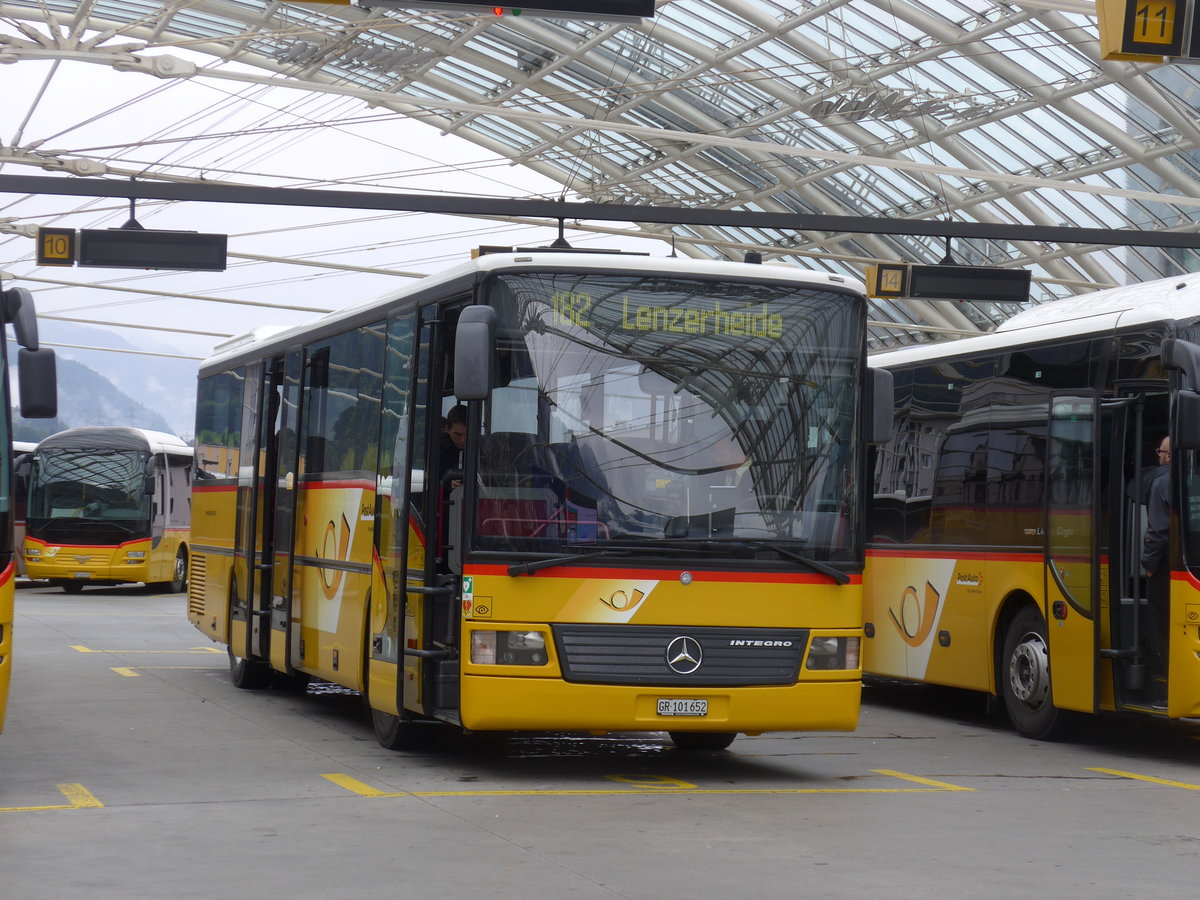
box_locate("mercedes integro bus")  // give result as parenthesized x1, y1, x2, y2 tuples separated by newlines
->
(188, 250, 890, 751)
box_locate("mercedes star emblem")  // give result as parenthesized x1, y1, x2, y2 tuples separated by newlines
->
(665, 635, 703, 675)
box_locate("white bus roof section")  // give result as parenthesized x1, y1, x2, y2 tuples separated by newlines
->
(870, 273, 1200, 368)
(202, 250, 864, 368)
(37, 427, 192, 458)
(6, 2, 1200, 351)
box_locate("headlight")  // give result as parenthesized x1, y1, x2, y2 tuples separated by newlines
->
(470, 630, 548, 666)
(805, 636, 860, 670)
(25, 548, 41, 557)
(126, 551, 146, 560)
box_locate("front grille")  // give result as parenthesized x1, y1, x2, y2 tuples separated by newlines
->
(554, 624, 808, 686)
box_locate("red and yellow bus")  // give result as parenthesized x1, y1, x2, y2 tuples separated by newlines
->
(23, 428, 192, 594)
(0, 285, 57, 733)
(12, 440, 37, 577)
(867, 273, 1200, 738)
(188, 250, 889, 750)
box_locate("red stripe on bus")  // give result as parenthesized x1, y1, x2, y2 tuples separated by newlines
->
(24, 536, 158, 550)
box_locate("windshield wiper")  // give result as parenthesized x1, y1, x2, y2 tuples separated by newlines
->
(508, 549, 631, 576)
(736, 540, 850, 584)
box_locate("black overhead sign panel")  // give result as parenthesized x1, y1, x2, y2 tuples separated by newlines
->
(369, 1, 654, 20)
(866, 263, 1032, 303)
(38, 227, 228, 271)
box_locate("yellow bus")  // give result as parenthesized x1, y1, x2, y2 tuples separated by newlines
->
(867, 273, 1200, 738)
(24, 428, 192, 594)
(12, 440, 37, 577)
(0, 285, 58, 733)
(188, 249, 890, 751)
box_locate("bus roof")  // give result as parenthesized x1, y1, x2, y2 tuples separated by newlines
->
(870, 273, 1200, 368)
(36, 427, 191, 457)
(201, 251, 864, 372)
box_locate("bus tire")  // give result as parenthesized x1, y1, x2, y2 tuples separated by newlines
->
(228, 644, 273, 689)
(1000, 606, 1064, 740)
(61, 582, 84, 594)
(166, 547, 188, 594)
(371, 708, 428, 751)
(669, 731, 736, 751)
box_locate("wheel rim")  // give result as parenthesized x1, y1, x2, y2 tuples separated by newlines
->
(1009, 631, 1050, 707)
(174, 553, 186, 585)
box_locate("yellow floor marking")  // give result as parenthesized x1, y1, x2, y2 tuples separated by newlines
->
(323, 773, 409, 798)
(872, 769, 976, 791)
(0, 784, 104, 813)
(112, 666, 224, 677)
(1088, 767, 1200, 790)
(322, 769, 972, 798)
(73, 645, 222, 654)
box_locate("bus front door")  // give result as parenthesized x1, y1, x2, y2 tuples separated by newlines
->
(1104, 387, 1169, 710)
(1044, 395, 1098, 714)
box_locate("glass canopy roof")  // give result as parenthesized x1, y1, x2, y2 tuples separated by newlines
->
(3, 0, 1200, 350)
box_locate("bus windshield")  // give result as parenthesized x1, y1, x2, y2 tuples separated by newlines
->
(472, 271, 863, 560)
(28, 448, 152, 541)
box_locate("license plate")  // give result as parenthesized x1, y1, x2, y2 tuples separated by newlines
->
(72, 572, 91, 579)
(657, 698, 708, 717)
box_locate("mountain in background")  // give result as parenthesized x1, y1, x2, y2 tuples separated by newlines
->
(12, 319, 201, 439)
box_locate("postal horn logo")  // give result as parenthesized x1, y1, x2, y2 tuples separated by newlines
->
(665, 635, 703, 675)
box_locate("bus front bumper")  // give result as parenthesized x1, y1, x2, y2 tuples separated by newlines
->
(459, 674, 861, 734)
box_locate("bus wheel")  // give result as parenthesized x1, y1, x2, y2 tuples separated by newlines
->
(669, 731, 736, 751)
(371, 708, 429, 751)
(1000, 607, 1063, 739)
(227, 644, 272, 689)
(62, 582, 84, 594)
(167, 548, 188, 594)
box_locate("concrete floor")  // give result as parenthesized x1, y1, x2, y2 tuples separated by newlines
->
(4, 582, 1199, 899)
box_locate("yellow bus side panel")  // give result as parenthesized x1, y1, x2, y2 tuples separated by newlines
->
(1170, 575, 1200, 719)
(366, 547, 398, 716)
(290, 480, 377, 689)
(402, 518, 429, 714)
(865, 551, 1046, 694)
(0, 563, 13, 733)
(188, 484, 237, 643)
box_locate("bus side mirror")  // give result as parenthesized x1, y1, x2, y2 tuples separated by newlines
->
(868, 367, 894, 445)
(17, 347, 57, 419)
(1176, 390, 1200, 450)
(145, 475, 156, 496)
(4, 286, 40, 350)
(454, 306, 497, 401)
(1162, 338, 1200, 386)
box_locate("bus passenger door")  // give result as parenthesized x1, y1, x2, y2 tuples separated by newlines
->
(1103, 386, 1168, 709)
(268, 353, 303, 674)
(1044, 395, 1098, 713)
(406, 303, 467, 720)
(230, 359, 276, 663)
